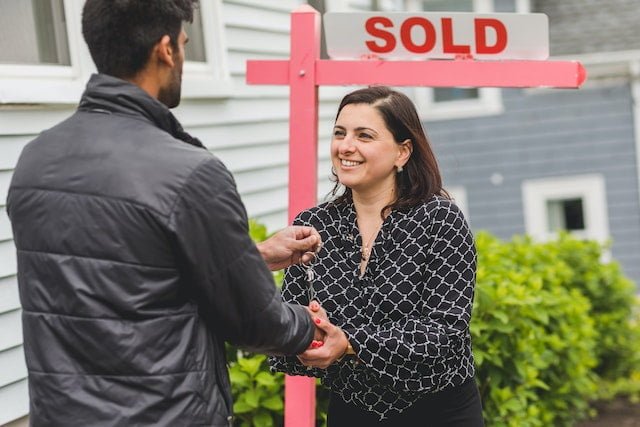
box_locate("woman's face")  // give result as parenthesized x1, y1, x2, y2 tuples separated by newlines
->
(331, 103, 410, 196)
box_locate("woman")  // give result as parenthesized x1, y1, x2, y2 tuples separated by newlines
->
(269, 86, 483, 426)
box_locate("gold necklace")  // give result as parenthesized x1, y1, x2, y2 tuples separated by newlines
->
(360, 225, 382, 262)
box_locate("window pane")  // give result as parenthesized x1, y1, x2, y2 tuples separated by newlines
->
(547, 198, 585, 232)
(377, 0, 404, 10)
(347, 0, 403, 11)
(418, 0, 473, 12)
(494, 0, 517, 12)
(0, 0, 70, 65)
(434, 88, 479, 102)
(184, 8, 206, 62)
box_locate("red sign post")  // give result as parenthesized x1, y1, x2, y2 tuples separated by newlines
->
(246, 5, 585, 427)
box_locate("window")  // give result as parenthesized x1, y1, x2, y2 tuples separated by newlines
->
(414, 0, 477, 11)
(0, 0, 70, 66)
(184, 9, 207, 63)
(433, 88, 479, 102)
(330, 0, 404, 11)
(0, 0, 86, 104)
(0, 0, 230, 104)
(546, 198, 585, 232)
(522, 175, 610, 243)
(180, 1, 232, 98)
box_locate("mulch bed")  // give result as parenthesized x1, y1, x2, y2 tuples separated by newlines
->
(575, 399, 640, 427)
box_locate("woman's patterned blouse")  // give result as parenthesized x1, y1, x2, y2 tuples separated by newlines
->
(269, 196, 477, 419)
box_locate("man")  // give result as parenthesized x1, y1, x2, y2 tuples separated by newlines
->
(6, 0, 322, 425)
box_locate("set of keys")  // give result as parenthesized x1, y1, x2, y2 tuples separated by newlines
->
(302, 239, 325, 304)
(305, 261, 318, 304)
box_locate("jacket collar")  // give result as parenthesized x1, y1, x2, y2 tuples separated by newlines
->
(78, 73, 204, 148)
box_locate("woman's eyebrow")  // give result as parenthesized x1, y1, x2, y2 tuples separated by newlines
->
(354, 126, 378, 135)
(333, 125, 378, 135)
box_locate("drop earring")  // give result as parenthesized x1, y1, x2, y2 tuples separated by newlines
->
(396, 165, 403, 173)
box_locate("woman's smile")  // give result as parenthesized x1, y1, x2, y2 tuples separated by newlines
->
(340, 159, 363, 168)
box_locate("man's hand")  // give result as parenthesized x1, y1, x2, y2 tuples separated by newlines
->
(257, 226, 322, 271)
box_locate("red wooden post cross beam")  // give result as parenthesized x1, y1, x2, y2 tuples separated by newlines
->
(246, 5, 586, 427)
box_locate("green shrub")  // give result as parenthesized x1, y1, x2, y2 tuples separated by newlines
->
(473, 232, 598, 427)
(542, 235, 640, 408)
(541, 235, 640, 383)
(229, 353, 284, 427)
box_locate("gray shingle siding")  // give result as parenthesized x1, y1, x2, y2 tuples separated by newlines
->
(428, 83, 640, 284)
(534, 0, 640, 55)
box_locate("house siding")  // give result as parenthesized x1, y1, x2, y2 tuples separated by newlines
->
(430, 82, 640, 284)
(0, 122, 42, 425)
(536, 0, 640, 55)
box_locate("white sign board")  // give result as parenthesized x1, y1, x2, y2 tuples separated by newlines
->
(324, 12, 549, 61)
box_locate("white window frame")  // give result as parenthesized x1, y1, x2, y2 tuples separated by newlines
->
(515, 0, 531, 13)
(0, 0, 90, 104)
(521, 174, 610, 244)
(0, 0, 230, 104)
(181, 0, 232, 98)
(414, 86, 503, 121)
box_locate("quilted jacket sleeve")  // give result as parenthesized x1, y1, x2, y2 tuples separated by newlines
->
(169, 156, 314, 356)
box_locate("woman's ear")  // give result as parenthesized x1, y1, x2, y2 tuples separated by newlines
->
(397, 139, 413, 167)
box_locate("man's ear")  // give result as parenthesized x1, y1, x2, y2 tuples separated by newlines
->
(155, 35, 175, 68)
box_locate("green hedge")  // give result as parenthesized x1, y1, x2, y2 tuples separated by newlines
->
(473, 232, 597, 426)
(227, 224, 640, 426)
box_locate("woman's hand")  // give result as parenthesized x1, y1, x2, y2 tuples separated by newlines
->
(297, 316, 350, 369)
(306, 300, 329, 349)
(308, 300, 328, 321)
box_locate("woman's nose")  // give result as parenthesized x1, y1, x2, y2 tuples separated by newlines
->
(338, 135, 356, 153)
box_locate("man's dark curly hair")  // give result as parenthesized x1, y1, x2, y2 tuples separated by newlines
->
(82, 0, 198, 78)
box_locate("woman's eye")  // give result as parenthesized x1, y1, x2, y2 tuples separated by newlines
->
(333, 130, 345, 137)
(358, 132, 373, 140)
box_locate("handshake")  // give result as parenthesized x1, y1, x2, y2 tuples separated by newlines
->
(257, 225, 355, 368)
(300, 300, 353, 369)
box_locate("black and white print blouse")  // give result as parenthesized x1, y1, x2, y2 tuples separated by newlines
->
(269, 196, 477, 419)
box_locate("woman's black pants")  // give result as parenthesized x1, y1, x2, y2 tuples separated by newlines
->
(327, 378, 484, 427)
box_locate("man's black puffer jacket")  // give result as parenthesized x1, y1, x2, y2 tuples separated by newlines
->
(6, 74, 314, 427)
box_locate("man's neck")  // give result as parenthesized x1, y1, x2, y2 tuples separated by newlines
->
(125, 70, 161, 101)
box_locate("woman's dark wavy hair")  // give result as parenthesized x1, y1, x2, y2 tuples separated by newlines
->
(330, 86, 449, 216)
(82, 0, 197, 78)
